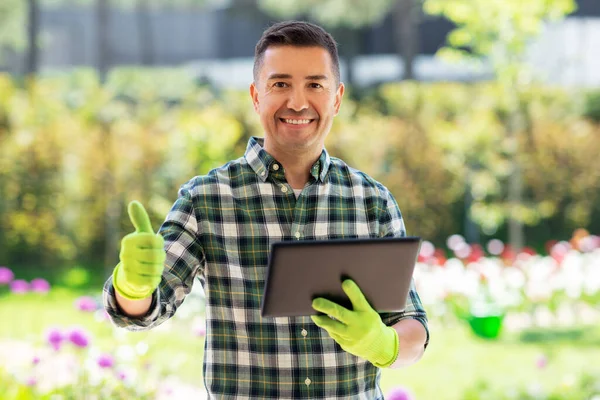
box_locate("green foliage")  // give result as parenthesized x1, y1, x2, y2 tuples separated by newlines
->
(257, 0, 395, 28)
(2, 289, 600, 400)
(0, 70, 599, 268)
(462, 373, 600, 400)
(61, 266, 91, 289)
(583, 90, 600, 123)
(423, 0, 577, 64)
(0, 0, 26, 58)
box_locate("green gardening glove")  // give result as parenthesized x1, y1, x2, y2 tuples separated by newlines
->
(112, 201, 166, 300)
(311, 279, 399, 368)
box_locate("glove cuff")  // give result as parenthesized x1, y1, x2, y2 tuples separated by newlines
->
(370, 325, 400, 368)
(112, 263, 153, 301)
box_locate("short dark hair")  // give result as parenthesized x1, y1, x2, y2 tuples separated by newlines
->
(253, 21, 340, 84)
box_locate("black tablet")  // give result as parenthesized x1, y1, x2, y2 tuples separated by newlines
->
(260, 236, 422, 318)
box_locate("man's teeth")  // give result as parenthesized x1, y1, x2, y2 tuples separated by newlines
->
(284, 119, 311, 125)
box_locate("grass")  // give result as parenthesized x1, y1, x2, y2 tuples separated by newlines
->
(1, 288, 600, 399)
(380, 321, 600, 399)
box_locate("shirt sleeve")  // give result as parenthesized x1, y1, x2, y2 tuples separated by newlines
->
(377, 186, 430, 349)
(102, 181, 206, 331)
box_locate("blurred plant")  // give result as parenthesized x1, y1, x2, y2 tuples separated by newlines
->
(583, 90, 600, 124)
(257, 0, 423, 83)
(423, 0, 577, 251)
(0, 266, 14, 285)
(414, 231, 600, 333)
(0, 266, 51, 298)
(386, 385, 415, 400)
(0, 322, 207, 399)
(62, 267, 91, 289)
(75, 295, 99, 312)
(461, 372, 600, 400)
(0, 0, 27, 62)
(1, 72, 600, 269)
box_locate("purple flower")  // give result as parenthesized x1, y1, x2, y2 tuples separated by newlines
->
(46, 328, 64, 351)
(30, 278, 50, 294)
(0, 266, 14, 285)
(26, 377, 36, 386)
(32, 356, 40, 365)
(387, 386, 415, 400)
(10, 279, 29, 294)
(67, 328, 90, 348)
(75, 296, 97, 312)
(116, 370, 127, 381)
(97, 353, 114, 369)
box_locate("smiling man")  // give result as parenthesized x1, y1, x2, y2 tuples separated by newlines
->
(250, 44, 342, 192)
(103, 21, 429, 399)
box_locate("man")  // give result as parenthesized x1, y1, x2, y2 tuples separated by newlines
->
(103, 20, 429, 399)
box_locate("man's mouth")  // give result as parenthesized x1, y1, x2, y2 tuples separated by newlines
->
(279, 118, 315, 126)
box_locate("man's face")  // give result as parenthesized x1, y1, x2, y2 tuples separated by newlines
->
(250, 45, 344, 156)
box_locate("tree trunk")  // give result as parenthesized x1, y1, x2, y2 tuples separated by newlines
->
(136, 0, 155, 65)
(336, 27, 359, 95)
(506, 86, 525, 253)
(95, 0, 110, 83)
(392, 0, 420, 80)
(464, 169, 480, 244)
(26, 0, 40, 76)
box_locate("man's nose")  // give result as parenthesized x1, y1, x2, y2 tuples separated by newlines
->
(287, 87, 309, 112)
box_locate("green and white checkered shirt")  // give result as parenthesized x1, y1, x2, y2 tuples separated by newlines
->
(104, 137, 428, 399)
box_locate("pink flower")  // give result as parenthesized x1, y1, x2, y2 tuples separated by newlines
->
(46, 328, 64, 351)
(116, 370, 127, 381)
(26, 377, 36, 386)
(387, 386, 415, 400)
(30, 278, 50, 293)
(193, 323, 206, 337)
(536, 354, 548, 369)
(10, 279, 29, 294)
(0, 266, 14, 285)
(67, 328, 90, 348)
(75, 296, 97, 312)
(97, 353, 114, 369)
(32, 356, 40, 365)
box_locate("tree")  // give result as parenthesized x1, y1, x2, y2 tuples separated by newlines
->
(26, 0, 41, 76)
(423, 0, 577, 250)
(392, 0, 421, 81)
(257, 0, 422, 84)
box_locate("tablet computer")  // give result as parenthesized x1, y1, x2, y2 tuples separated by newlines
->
(260, 236, 422, 318)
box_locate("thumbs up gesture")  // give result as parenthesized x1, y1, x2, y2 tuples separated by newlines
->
(112, 201, 166, 300)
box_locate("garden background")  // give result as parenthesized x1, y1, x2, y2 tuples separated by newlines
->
(1, 0, 600, 399)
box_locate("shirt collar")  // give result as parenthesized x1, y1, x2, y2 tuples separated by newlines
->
(244, 136, 331, 183)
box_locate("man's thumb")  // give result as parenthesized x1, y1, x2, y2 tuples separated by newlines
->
(128, 200, 154, 234)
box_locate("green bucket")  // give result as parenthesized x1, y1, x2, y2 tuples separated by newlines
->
(467, 313, 504, 339)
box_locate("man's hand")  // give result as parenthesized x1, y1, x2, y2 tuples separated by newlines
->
(311, 279, 399, 368)
(112, 201, 166, 300)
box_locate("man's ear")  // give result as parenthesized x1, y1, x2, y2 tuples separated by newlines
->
(334, 82, 345, 116)
(250, 82, 260, 114)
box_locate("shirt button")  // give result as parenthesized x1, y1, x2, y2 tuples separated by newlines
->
(281, 186, 288, 193)
(272, 164, 280, 171)
(295, 231, 301, 239)
(305, 377, 311, 386)
(301, 329, 307, 337)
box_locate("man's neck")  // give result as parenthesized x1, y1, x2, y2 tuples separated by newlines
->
(263, 142, 321, 190)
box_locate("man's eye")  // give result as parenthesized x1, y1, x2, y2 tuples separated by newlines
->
(310, 83, 323, 89)
(274, 82, 288, 88)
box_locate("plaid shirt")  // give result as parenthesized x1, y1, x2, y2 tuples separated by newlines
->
(103, 137, 429, 399)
